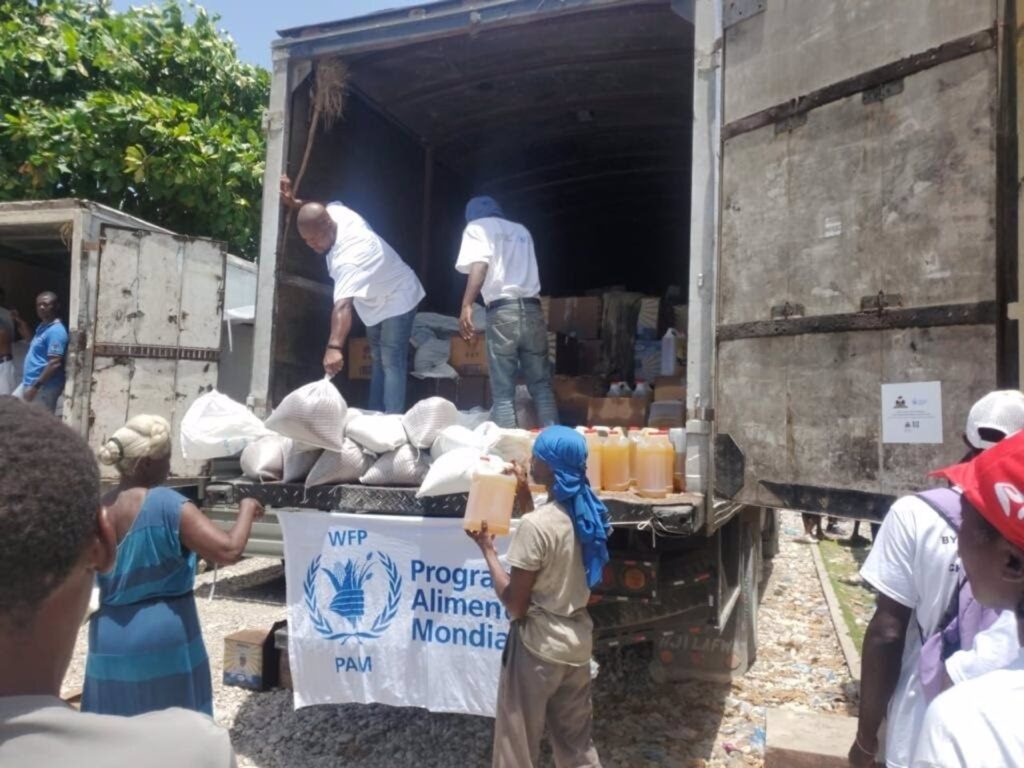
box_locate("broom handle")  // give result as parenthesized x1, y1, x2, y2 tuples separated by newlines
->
(279, 103, 323, 251)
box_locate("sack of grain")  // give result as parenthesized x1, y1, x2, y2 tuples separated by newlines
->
(417, 448, 509, 498)
(180, 390, 272, 460)
(487, 428, 535, 466)
(456, 407, 492, 430)
(402, 397, 458, 449)
(265, 377, 347, 452)
(347, 413, 408, 453)
(305, 439, 375, 487)
(241, 436, 321, 483)
(430, 424, 483, 461)
(359, 444, 430, 486)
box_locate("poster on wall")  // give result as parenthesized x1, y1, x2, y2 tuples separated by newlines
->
(881, 381, 943, 444)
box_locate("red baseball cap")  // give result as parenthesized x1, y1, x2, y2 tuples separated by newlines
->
(932, 430, 1024, 551)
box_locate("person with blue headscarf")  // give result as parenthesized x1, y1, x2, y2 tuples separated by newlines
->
(467, 426, 608, 767)
(455, 194, 558, 428)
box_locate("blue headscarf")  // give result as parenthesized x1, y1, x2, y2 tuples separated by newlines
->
(532, 426, 611, 589)
(465, 195, 505, 223)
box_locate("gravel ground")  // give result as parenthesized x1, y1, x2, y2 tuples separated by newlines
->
(61, 511, 856, 767)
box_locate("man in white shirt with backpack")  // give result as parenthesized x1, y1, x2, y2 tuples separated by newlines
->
(849, 390, 1024, 768)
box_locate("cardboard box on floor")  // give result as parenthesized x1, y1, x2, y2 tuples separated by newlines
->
(347, 337, 373, 380)
(223, 621, 286, 691)
(450, 333, 488, 376)
(588, 396, 648, 428)
(553, 375, 604, 426)
(547, 296, 602, 339)
(654, 376, 686, 402)
(648, 400, 685, 429)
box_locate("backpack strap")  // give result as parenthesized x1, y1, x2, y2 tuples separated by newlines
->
(915, 487, 965, 532)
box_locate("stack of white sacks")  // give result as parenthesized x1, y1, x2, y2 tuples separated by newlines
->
(179, 378, 533, 496)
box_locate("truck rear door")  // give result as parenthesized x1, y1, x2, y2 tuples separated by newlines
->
(713, 1, 1011, 518)
(88, 228, 225, 481)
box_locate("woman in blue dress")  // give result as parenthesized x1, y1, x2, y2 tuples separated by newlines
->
(83, 414, 264, 716)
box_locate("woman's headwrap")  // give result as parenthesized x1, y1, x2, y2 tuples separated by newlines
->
(532, 426, 610, 588)
(465, 195, 505, 223)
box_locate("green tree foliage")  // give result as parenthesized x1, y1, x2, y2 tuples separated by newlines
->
(0, 0, 269, 257)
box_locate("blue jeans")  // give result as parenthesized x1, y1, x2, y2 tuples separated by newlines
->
(486, 301, 558, 428)
(366, 306, 416, 414)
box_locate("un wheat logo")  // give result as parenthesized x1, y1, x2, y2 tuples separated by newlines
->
(305, 552, 402, 644)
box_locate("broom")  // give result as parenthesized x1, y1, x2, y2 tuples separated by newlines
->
(280, 57, 350, 248)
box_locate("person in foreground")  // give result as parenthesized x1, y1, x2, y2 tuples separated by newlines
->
(849, 390, 1024, 768)
(468, 425, 609, 767)
(911, 429, 1024, 767)
(0, 399, 237, 767)
(82, 414, 264, 716)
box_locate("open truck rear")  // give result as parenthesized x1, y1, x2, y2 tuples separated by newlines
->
(205, 0, 1020, 679)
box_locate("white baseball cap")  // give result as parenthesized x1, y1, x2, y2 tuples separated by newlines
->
(966, 390, 1024, 450)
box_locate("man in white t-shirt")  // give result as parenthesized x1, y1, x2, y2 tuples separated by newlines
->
(850, 391, 1024, 768)
(280, 177, 425, 413)
(911, 429, 1024, 768)
(0, 399, 236, 768)
(455, 195, 557, 428)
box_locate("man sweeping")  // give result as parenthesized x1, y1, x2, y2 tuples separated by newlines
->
(467, 425, 609, 767)
(280, 176, 424, 414)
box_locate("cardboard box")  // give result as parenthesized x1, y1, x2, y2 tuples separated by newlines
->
(555, 335, 603, 376)
(672, 304, 689, 334)
(654, 376, 686, 402)
(223, 623, 284, 691)
(450, 334, 489, 376)
(547, 296, 603, 339)
(348, 337, 373, 380)
(588, 396, 648, 429)
(540, 296, 551, 324)
(648, 400, 685, 429)
(553, 375, 603, 427)
(456, 376, 491, 411)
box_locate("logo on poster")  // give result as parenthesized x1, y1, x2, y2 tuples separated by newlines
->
(304, 528, 402, 644)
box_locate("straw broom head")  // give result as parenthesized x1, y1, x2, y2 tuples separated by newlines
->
(311, 57, 349, 131)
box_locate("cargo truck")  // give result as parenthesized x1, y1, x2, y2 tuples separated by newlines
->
(204, 0, 1020, 679)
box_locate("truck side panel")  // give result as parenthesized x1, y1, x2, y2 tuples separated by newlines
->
(716, 3, 1003, 516)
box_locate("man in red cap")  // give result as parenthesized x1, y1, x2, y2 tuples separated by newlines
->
(911, 430, 1024, 766)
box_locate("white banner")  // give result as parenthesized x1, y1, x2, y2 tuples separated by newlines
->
(280, 510, 518, 717)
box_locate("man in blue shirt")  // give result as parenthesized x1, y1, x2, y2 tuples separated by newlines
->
(13, 292, 68, 414)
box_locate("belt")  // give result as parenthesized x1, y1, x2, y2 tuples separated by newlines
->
(0, 355, 11, 363)
(487, 297, 541, 311)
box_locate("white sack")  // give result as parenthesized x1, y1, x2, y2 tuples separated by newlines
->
(430, 425, 483, 461)
(347, 413, 408, 453)
(179, 390, 271, 460)
(403, 397, 458, 449)
(265, 377, 347, 452)
(487, 428, 535, 466)
(413, 337, 453, 376)
(241, 436, 320, 483)
(305, 439, 375, 487)
(359, 444, 430, 487)
(417, 449, 509, 498)
(456, 407, 492, 431)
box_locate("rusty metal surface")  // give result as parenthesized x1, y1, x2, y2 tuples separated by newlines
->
(92, 343, 219, 361)
(717, 301, 998, 342)
(724, 28, 995, 140)
(215, 481, 699, 529)
(759, 481, 895, 523)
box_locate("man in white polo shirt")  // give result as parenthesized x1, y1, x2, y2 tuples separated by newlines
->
(280, 177, 424, 413)
(455, 196, 557, 428)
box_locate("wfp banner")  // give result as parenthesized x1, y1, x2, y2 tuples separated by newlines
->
(280, 510, 519, 717)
